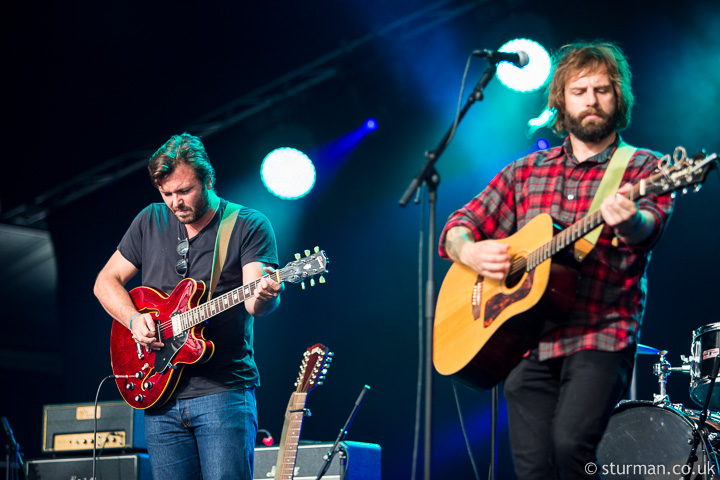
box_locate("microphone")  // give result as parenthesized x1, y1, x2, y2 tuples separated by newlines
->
(473, 49, 529, 68)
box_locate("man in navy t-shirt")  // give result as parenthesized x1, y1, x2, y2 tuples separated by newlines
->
(94, 132, 283, 480)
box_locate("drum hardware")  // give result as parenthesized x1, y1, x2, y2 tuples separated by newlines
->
(690, 323, 720, 411)
(598, 401, 720, 479)
(651, 350, 692, 405)
(684, 356, 720, 480)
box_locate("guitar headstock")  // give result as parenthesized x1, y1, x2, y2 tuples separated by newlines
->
(279, 247, 329, 288)
(643, 147, 718, 198)
(295, 343, 332, 394)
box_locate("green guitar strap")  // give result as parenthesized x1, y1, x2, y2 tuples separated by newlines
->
(573, 142, 637, 262)
(208, 202, 241, 300)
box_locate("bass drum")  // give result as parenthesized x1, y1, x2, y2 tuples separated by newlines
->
(597, 401, 719, 479)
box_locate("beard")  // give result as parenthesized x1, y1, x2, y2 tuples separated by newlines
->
(173, 189, 210, 225)
(565, 107, 618, 143)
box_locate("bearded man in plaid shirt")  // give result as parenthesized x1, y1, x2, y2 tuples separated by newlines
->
(439, 42, 674, 479)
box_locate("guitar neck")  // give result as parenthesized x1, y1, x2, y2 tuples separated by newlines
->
(275, 392, 308, 480)
(528, 180, 648, 269)
(174, 271, 281, 333)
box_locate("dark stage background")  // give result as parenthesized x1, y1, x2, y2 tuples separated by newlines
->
(2, 1, 720, 479)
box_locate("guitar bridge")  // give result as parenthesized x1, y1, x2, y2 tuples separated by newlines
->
(472, 276, 482, 321)
(472, 278, 482, 306)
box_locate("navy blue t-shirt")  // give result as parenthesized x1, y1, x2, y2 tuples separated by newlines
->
(118, 198, 278, 397)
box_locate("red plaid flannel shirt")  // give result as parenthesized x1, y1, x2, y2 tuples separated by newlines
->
(438, 137, 674, 360)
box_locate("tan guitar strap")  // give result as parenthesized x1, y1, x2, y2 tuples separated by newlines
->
(573, 142, 636, 262)
(208, 202, 241, 300)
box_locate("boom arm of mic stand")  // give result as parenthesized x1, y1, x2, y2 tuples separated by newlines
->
(398, 63, 497, 207)
(315, 386, 370, 480)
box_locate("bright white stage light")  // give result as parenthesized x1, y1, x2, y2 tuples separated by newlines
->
(261, 148, 316, 200)
(496, 39, 551, 93)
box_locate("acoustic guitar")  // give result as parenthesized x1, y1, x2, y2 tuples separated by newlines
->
(273, 343, 332, 480)
(434, 148, 717, 390)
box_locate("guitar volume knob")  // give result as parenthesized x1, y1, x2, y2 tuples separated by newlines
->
(144, 381, 153, 390)
(134, 394, 144, 403)
(125, 382, 135, 391)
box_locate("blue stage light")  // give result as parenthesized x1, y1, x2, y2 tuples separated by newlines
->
(496, 39, 551, 93)
(536, 138, 549, 150)
(260, 148, 316, 200)
(365, 118, 378, 131)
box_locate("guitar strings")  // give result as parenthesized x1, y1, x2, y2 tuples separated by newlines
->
(150, 270, 280, 337)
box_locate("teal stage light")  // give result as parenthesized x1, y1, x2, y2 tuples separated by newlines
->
(496, 39, 551, 93)
(260, 147, 316, 200)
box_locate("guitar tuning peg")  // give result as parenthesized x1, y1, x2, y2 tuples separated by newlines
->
(304, 249, 311, 256)
(682, 187, 688, 195)
(301, 281, 306, 290)
(295, 253, 301, 260)
(314, 246, 319, 253)
(319, 275, 326, 284)
(310, 278, 315, 287)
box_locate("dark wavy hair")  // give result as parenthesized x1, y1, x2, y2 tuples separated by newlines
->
(548, 42, 634, 136)
(148, 133, 216, 190)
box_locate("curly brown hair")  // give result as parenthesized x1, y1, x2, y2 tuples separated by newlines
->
(548, 42, 634, 136)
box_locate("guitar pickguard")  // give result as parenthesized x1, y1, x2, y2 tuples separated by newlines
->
(483, 270, 535, 327)
(154, 330, 189, 374)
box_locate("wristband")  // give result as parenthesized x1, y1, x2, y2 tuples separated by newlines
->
(129, 312, 141, 330)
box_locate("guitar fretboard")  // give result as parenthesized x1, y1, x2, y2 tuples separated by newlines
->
(526, 179, 647, 270)
(276, 392, 308, 480)
(172, 270, 281, 335)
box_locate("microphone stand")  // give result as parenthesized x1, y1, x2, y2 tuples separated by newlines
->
(398, 61, 499, 480)
(1, 417, 23, 480)
(315, 385, 370, 480)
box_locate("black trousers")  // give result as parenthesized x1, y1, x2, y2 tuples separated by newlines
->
(503, 347, 634, 480)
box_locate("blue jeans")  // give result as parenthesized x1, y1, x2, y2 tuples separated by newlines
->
(144, 389, 257, 480)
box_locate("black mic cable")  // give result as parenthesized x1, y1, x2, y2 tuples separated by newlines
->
(92, 374, 130, 480)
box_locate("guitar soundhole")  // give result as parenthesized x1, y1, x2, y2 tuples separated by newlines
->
(504, 256, 527, 289)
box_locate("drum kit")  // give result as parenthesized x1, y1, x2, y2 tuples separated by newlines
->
(597, 324, 720, 479)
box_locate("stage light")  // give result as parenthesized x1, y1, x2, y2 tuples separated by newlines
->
(536, 138, 549, 150)
(496, 39, 551, 93)
(260, 148, 316, 200)
(365, 118, 378, 131)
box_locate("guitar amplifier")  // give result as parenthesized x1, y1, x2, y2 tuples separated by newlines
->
(25, 453, 151, 480)
(42, 401, 146, 453)
(254, 441, 381, 480)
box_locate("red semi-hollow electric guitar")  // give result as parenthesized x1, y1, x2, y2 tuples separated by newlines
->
(110, 249, 328, 409)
